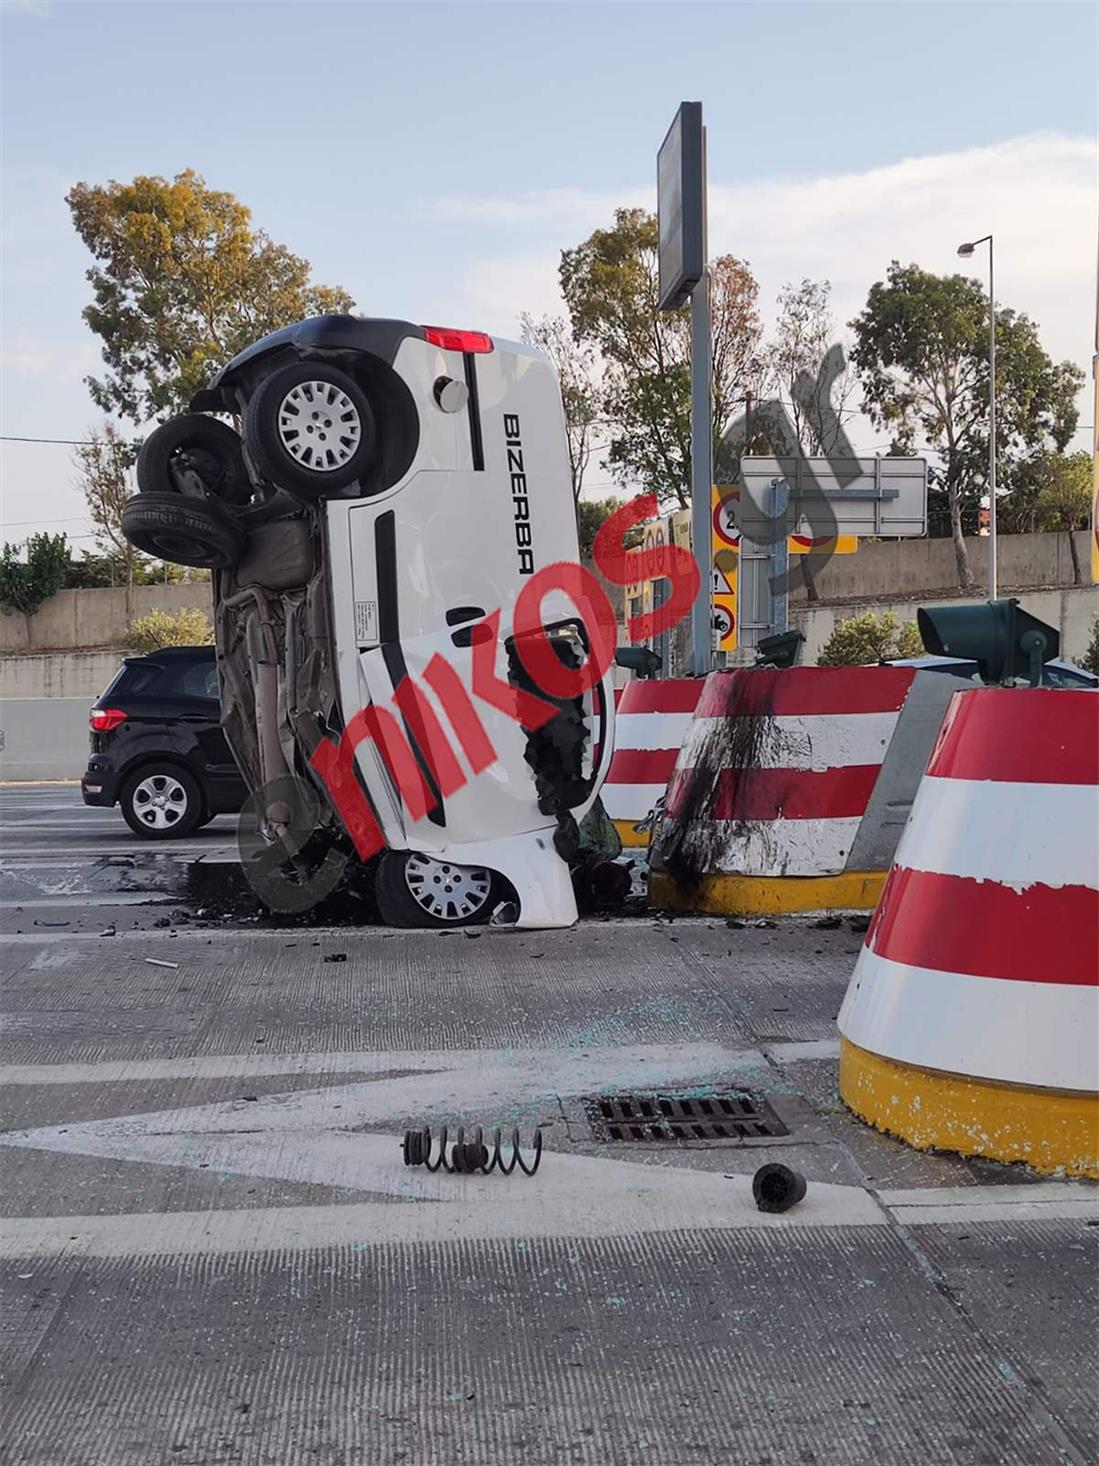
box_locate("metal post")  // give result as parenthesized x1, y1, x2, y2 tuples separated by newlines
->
(987, 237, 997, 600)
(768, 478, 789, 635)
(689, 268, 713, 676)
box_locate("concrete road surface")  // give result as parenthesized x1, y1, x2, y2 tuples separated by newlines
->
(1, 784, 1096, 1465)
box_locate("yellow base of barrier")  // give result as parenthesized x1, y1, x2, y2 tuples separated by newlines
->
(648, 869, 885, 916)
(840, 1035, 1099, 1179)
(613, 820, 650, 850)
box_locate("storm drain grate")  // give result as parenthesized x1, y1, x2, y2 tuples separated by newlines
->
(582, 1092, 788, 1144)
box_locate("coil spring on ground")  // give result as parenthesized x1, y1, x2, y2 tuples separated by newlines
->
(401, 1125, 543, 1177)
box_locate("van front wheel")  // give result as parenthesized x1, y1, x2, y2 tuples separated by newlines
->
(374, 851, 495, 928)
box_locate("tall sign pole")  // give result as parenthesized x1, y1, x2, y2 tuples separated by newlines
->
(689, 257, 713, 676)
(657, 101, 710, 676)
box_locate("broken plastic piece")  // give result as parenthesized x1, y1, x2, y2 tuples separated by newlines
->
(752, 1162, 808, 1214)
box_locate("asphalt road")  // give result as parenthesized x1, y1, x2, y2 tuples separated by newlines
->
(1, 783, 1096, 1465)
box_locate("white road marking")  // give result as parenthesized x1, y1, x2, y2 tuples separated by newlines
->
(878, 1182, 1099, 1224)
(0, 1170, 887, 1259)
(0, 1042, 761, 1088)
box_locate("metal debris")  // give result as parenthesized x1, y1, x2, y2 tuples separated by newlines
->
(402, 1125, 543, 1176)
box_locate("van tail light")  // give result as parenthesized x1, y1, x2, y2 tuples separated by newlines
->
(422, 326, 494, 354)
(90, 707, 127, 733)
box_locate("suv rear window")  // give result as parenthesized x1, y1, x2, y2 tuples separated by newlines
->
(156, 658, 219, 700)
(101, 661, 159, 698)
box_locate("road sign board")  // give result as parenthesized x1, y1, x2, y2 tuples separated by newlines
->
(657, 102, 705, 313)
(739, 457, 927, 538)
(711, 487, 858, 554)
(712, 594, 737, 651)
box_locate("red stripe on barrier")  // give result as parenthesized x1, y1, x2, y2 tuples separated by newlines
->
(667, 764, 881, 821)
(617, 680, 704, 714)
(869, 866, 1099, 986)
(695, 666, 915, 720)
(605, 748, 679, 785)
(927, 689, 1099, 786)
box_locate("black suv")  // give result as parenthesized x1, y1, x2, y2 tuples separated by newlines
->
(81, 645, 247, 839)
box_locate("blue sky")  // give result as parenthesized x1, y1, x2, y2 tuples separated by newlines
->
(2, 0, 1096, 543)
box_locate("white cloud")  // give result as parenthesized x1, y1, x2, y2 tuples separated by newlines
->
(438, 133, 1097, 434)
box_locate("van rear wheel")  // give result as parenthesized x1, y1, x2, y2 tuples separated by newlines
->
(374, 850, 495, 928)
(245, 362, 376, 497)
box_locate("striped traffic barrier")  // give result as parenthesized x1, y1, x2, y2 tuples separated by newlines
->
(602, 680, 702, 847)
(838, 686, 1099, 1178)
(648, 665, 960, 915)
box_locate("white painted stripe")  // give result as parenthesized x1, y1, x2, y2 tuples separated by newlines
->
(613, 712, 695, 751)
(601, 783, 667, 820)
(0, 1177, 1089, 1259)
(702, 817, 862, 877)
(839, 947, 1099, 1090)
(0, 1042, 756, 1089)
(878, 1182, 1099, 1208)
(763, 1039, 841, 1062)
(0, 1170, 888, 1259)
(0, 1048, 771, 1152)
(681, 711, 899, 773)
(884, 1196, 1099, 1225)
(895, 775, 1099, 891)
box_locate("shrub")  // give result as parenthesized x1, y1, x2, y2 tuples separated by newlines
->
(1081, 616, 1099, 676)
(125, 606, 213, 653)
(817, 610, 923, 666)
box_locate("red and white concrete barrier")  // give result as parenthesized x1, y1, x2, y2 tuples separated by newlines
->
(602, 680, 702, 847)
(649, 665, 957, 913)
(839, 686, 1099, 1177)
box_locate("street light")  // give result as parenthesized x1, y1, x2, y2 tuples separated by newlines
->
(957, 234, 997, 598)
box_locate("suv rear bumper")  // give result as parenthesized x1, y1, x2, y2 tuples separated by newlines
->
(81, 758, 120, 807)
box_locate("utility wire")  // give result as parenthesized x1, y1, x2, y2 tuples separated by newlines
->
(0, 434, 98, 446)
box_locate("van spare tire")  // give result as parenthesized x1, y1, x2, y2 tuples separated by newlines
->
(244, 362, 376, 497)
(137, 413, 252, 505)
(121, 492, 244, 570)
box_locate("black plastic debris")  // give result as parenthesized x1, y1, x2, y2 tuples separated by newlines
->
(752, 1162, 807, 1214)
(323, 952, 347, 963)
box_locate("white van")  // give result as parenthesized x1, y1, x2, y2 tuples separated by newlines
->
(122, 316, 616, 929)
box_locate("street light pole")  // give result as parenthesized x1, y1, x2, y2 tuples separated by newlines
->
(957, 233, 996, 598)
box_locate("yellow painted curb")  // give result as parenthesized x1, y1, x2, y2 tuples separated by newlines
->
(648, 869, 886, 916)
(613, 820, 650, 849)
(839, 1035, 1099, 1179)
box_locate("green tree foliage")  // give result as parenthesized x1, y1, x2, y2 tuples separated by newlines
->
(0, 533, 71, 616)
(999, 450, 1091, 583)
(73, 423, 144, 587)
(817, 610, 922, 666)
(519, 313, 600, 500)
(765, 278, 855, 455)
(560, 208, 763, 507)
(576, 497, 625, 559)
(850, 262, 1083, 593)
(1080, 617, 1099, 677)
(125, 606, 214, 653)
(67, 170, 354, 423)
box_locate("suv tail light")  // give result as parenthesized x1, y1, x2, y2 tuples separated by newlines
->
(90, 707, 127, 733)
(422, 326, 494, 354)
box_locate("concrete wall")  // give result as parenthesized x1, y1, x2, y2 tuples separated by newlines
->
(793, 584, 1098, 667)
(0, 649, 128, 700)
(789, 530, 1091, 604)
(0, 582, 213, 653)
(0, 698, 91, 781)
